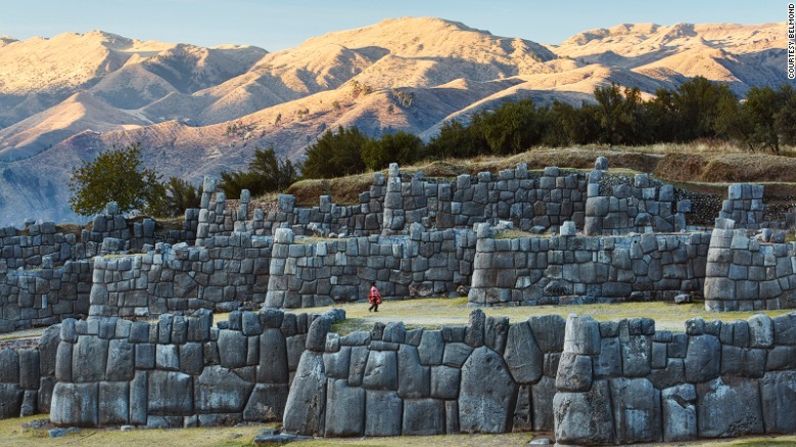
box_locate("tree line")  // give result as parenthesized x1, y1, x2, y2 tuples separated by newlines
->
(69, 77, 795, 217)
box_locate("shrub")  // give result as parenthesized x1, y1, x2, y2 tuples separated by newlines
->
(361, 131, 424, 171)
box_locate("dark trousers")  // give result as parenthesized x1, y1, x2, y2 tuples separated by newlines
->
(368, 302, 379, 312)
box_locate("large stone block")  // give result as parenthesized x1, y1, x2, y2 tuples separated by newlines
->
(553, 380, 614, 445)
(148, 370, 193, 415)
(503, 322, 543, 384)
(257, 329, 289, 383)
(195, 365, 254, 413)
(609, 378, 661, 444)
(563, 315, 601, 355)
(697, 377, 763, 438)
(243, 383, 289, 422)
(397, 345, 430, 398)
(458, 346, 517, 433)
(760, 371, 796, 434)
(362, 350, 398, 390)
(217, 330, 247, 368)
(324, 379, 365, 437)
(50, 382, 98, 427)
(0, 383, 23, 419)
(72, 336, 108, 382)
(282, 352, 326, 436)
(684, 335, 721, 383)
(0, 349, 19, 383)
(662, 384, 697, 442)
(365, 390, 402, 436)
(106, 339, 134, 381)
(98, 381, 129, 426)
(402, 398, 445, 435)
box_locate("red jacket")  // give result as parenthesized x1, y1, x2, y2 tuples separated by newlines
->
(369, 286, 382, 304)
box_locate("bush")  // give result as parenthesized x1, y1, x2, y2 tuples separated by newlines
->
(361, 131, 424, 171)
(163, 177, 201, 217)
(219, 147, 298, 197)
(69, 144, 164, 216)
(302, 127, 367, 179)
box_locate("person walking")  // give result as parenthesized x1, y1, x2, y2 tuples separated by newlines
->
(368, 282, 382, 312)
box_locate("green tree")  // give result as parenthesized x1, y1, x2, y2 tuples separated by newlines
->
(774, 85, 796, 146)
(426, 120, 487, 159)
(672, 76, 737, 141)
(163, 177, 201, 217)
(593, 84, 644, 145)
(219, 147, 298, 197)
(480, 99, 545, 154)
(302, 127, 368, 178)
(69, 144, 163, 216)
(361, 131, 424, 171)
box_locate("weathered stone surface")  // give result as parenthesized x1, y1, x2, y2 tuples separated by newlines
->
(609, 378, 661, 444)
(553, 380, 614, 445)
(402, 398, 445, 435)
(503, 322, 543, 384)
(430, 366, 460, 399)
(397, 345, 430, 398)
(257, 329, 288, 383)
(760, 371, 796, 434)
(362, 350, 398, 390)
(195, 365, 254, 413)
(106, 339, 134, 381)
(532, 376, 556, 431)
(148, 371, 193, 415)
(563, 315, 601, 355)
(306, 316, 332, 352)
(283, 352, 326, 436)
(0, 349, 19, 383)
(0, 383, 23, 419)
(51, 382, 98, 427)
(442, 342, 472, 368)
(243, 383, 289, 422)
(662, 384, 697, 442)
(529, 315, 566, 353)
(98, 381, 129, 425)
(555, 353, 592, 392)
(323, 346, 351, 380)
(365, 390, 402, 436)
(324, 379, 365, 437)
(18, 349, 40, 390)
(459, 346, 517, 433)
(748, 314, 774, 348)
(621, 335, 650, 377)
(684, 335, 721, 383)
(217, 330, 247, 369)
(72, 336, 108, 382)
(697, 377, 763, 438)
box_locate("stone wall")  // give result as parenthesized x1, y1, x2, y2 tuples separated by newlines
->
(49, 308, 344, 428)
(281, 310, 796, 443)
(382, 163, 588, 235)
(0, 324, 60, 418)
(704, 220, 796, 311)
(553, 312, 796, 444)
(88, 235, 273, 318)
(0, 260, 92, 333)
(719, 183, 767, 229)
(468, 224, 710, 306)
(0, 223, 81, 272)
(584, 161, 689, 235)
(282, 310, 565, 437)
(264, 225, 476, 308)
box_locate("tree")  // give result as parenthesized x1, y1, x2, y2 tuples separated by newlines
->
(741, 87, 783, 153)
(774, 85, 796, 146)
(426, 120, 487, 159)
(361, 131, 424, 170)
(219, 147, 299, 197)
(672, 76, 737, 141)
(592, 84, 644, 145)
(69, 144, 163, 216)
(481, 99, 546, 154)
(302, 127, 368, 178)
(163, 177, 200, 217)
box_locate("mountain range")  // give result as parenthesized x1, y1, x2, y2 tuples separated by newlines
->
(0, 17, 788, 224)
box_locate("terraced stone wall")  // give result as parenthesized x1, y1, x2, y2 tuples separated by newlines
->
(283, 310, 565, 437)
(468, 224, 710, 306)
(88, 235, 273, 318)
(0, 324, 60, 418)
(553, 313, 796, 444)
(48, 308, 344, 428)
(264, 225, 476, 308)
(704, 220, 796, 311)
(0, 260, 92, 333)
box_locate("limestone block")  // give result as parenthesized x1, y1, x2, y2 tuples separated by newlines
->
(324, 379, 365, 437)
(458, 346, 517, 433)
(503, 322, 542, 384)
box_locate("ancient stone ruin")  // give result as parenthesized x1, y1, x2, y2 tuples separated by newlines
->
(1, 156, 796, 445)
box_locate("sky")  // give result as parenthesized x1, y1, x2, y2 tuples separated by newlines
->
(0, 0, 786, 50)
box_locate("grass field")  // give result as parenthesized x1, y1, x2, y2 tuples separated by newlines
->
(300, 297, 793, 334)
(2, 416, 796, 447)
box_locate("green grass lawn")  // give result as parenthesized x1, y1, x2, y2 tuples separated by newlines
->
(301, 297, 794, 334)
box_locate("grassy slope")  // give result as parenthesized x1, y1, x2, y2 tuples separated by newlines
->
(284, 144, 796, 206)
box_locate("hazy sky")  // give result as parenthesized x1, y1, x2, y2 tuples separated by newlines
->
(0, 0, 785, 50)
